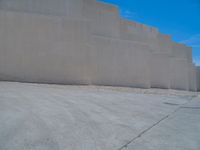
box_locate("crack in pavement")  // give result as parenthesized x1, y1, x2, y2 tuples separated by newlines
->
(117, 97, 195, 150)
(180, 106, 200, 109)
(164, 102, 180, 106)
(117, 115, 170, 150)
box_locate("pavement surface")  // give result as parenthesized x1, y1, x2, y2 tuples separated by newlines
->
(0, 82, 199, 150)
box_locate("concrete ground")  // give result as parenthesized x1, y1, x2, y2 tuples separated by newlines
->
(0, 82, 199, 150)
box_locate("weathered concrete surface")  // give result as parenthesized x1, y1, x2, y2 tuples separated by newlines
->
(0, 82, 199, 150)
(170, 58, 190, 91)
(124, 97, 200, 150)
(196, 67, 200, 91)
(149, 53, 171, 89)
(0, 0, 198, 91)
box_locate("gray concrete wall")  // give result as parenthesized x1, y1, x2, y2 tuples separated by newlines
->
(90, 35, 151, 88)
(0, 0, 198, 91)
(0, 0, 85, 18)
(171, 42, 192, 63)
(0, 10, 92, 84)
(91, 1, 120, 38)
(149, 54, 171, 89)
(157, 34, 172, 55)
(188, 64, 197, 91)
(170, 58, 190, 91)
(196, 67, 200, 91)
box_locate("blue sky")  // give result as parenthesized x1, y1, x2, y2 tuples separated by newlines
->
(99, 0, 200, 65)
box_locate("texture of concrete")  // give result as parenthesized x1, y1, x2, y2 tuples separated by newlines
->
(197, 67, 200, 91)
(0, 82, 199, 150)
(124, 97, 200, 150)
(0, 0, 198, 91)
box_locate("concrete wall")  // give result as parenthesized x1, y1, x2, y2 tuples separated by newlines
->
(0, 0, 85, 18)
(149, 54, 171, 89)
(0, 0, 198, 91)
(172, 43, 192, 62)
(91, 1, 120, 38)
(0, 10, 92, 84)
(170, 58, 190, 91)
(188, 64, 197, 91)
(196, 67, 200, 91)
(157, 34, 172, 54)
(90, 36, 151, 88)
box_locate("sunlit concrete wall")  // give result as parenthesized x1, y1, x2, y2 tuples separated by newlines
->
(0, 0, 92, 84)
(170, 43, 196, 91)
(196, 67, 200, 91)
(170, 58, 190, 91)
(189, 64, 197, 91)
(90, 36, 151, 88)
(0, 0, 86, 18)
(149, 34, 172, 89)
(0, 0, 198, 91)
(149, 54, 171, 89)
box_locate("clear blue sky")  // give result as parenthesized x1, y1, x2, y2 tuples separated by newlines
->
(99, 0, 200, 65)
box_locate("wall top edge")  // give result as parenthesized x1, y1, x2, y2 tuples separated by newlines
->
(173, 42, 192, 49)
(95, 1, 118, 13)
(158, 33, 172, 40)
(96, 1, 159, 33)
(119, 18, 159, 33)
(96, 1, 192, 49)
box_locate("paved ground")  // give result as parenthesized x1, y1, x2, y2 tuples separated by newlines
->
(0, 82, 199, 150)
